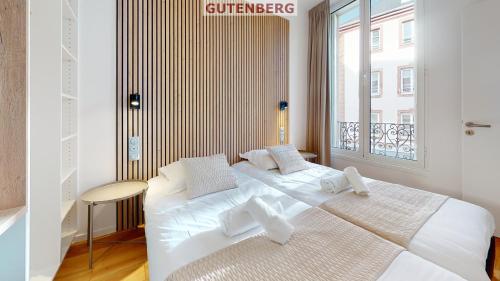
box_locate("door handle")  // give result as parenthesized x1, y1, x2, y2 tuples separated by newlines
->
(465, 122, 491, 128)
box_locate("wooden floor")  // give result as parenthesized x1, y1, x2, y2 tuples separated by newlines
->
(496, 237, 500, 281)
(55, 229, 148, 281)
(56, 232, 499, 281)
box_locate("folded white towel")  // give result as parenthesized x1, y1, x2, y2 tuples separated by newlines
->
(219, 204, 257, 237)
(219, 200, 284, 237)
(344, 166, 370, 196)
(245, 197, 294, 245)
(320, 174, 350, 194)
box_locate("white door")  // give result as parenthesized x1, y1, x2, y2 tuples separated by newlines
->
(462, 0, 500, 236)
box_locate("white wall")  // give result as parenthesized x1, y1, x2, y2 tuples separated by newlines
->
(77, 0, 117, 240)
(333, 0, 474, 198)
(287, 0, 323, 149)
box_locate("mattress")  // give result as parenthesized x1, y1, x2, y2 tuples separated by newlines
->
(232, 161, 496, 281)
(145, 171, 465, 281)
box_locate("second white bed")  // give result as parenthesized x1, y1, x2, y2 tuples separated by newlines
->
(145, 170, 465, 281)
(232, 161, 495, 281)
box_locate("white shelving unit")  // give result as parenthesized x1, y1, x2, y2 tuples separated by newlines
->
(60, 0, 78, 262)
(30, 0, 80, 277)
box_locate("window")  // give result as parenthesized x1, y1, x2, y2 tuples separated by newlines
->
(399, 67, 414, 95)
(371, 71, 382, 97)
(331, 0, 420, 164)
(330, 0, 361, 152)
(371, 28, 381, 51)
(401, 19, 414, 45)
(399, 112, 414, 124)
(371, 111, 382, 123)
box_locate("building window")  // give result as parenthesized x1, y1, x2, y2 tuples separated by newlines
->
(399, 66, 414, 95)
(371, 28, 381, 51)
(371, 111, 382, 123)
(371, 71, 382, 97)
(331, 0, 420, 163)
(401, 19, 415, 45)
(399, 111, 414, 124)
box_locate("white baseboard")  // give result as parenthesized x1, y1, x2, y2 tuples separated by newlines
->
(73, 225, 116, 243)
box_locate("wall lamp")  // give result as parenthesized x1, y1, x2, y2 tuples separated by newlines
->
(130, 93, 141, 110)
(279, 101, 288, 111)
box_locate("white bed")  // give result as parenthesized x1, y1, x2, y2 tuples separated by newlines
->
(145, 170, 465, 281)
(232, 161, 496, 281)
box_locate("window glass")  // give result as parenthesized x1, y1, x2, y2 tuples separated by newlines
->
(331, 1, 361, 151)
(400, 67, 414, 94)
(371, 112, 381, 123)
(371, 71, 381, 96)
(400, 113, 413, 124)
(330, 0, 418, 162)
(370, 0, 417, 161)
(402, 20, 414, 45)
(371, 29, 381, 50)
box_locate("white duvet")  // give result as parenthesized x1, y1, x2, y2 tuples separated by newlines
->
(145, 171, 465, 281)
(232, 161, 496, 281)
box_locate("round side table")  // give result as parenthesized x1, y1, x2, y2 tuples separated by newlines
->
(80, 180, 148, 269)
(299, 151, 318, 162)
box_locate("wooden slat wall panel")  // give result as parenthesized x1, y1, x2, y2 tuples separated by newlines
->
(116, 0, 289, 231)
(0, 0, 26, 210)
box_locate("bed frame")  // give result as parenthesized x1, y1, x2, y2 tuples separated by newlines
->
(486, 237, 496, 279)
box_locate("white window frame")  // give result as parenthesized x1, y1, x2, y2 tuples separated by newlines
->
(331, 0, 425, 171)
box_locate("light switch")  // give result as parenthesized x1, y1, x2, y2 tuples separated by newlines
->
(279, 127, 285, 145)
(129, 136, 141, 161)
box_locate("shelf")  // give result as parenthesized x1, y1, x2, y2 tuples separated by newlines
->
(62, 93, 77, 100)
(61, 167, 77, 184)
(62, 45, 77, 63)
(61, 229, 77, 239)
(61, 200, 76, 222)
(61, 134, 77, 142)
(0, 206, 27, 237)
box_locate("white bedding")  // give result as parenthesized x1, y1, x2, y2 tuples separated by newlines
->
(145, 171, 465, 281)
(232, 161, 496, 281)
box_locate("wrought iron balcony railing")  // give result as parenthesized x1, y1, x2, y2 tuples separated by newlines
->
(336, 121, 416, 161)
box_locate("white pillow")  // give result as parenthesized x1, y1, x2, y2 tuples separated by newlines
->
(147, 176, 184, 199)
(159, 161, 186, 181)
(267, 144, 309, 175)
(181, 154, 237, 199)
(239, 149, 278, 170)
(158, 161, 187, 194)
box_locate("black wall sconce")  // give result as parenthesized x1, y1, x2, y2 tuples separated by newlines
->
(130, 93, 141, 110)
(279, 101, 288, 111)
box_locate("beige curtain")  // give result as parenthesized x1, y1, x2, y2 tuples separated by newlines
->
(306, 0, 331, 166)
